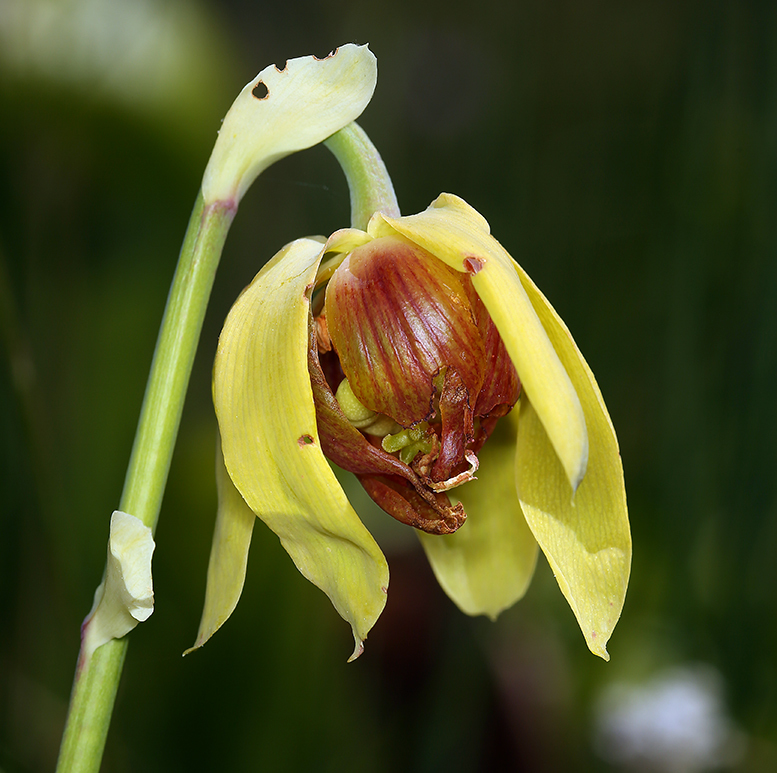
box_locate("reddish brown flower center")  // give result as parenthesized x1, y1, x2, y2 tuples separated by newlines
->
(308, 235, 520, 534)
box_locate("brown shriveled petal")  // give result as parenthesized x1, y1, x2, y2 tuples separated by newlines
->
(325, 234, 486, 428)
(359, 476, 465, 535)
(308, 319, 466, 535)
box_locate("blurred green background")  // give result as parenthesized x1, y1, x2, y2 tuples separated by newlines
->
(2, 0, 776, 770)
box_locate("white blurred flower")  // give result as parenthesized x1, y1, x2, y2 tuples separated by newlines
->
(593, 664, 745, 772)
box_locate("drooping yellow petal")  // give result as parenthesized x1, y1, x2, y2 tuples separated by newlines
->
(514, 268, 631, 660)
(418, 411, 538, 619)
(373, 194, 588, 492)
(185, 438, 255, 654)
(202, 44, 377, 205)
(214, 237, 389, 659)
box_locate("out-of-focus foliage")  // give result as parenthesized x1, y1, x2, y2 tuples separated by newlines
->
(2, 0, 776, 771)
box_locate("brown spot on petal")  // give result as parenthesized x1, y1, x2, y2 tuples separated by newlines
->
(463, 256, 485, 274)
(298, 434, 315, 446)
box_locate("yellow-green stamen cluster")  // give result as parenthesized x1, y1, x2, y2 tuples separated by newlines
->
(381, 423, 435, 465)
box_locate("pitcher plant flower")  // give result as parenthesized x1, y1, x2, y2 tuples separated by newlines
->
(191, 189, 631, 661)
(183, 41, 630, 665)
(56, 40, 629, 773)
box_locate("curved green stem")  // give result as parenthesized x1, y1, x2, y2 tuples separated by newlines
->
(324, 122, 400, 229)
(56, 120, 395, 773)
(55, 192, 235, 773)
(118, 195, 234, 529)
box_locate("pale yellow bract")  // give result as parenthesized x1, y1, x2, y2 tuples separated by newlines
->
(202, 44, 377, 206)
(83, 511, 155, 664)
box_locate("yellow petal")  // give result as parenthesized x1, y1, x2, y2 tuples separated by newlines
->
(202, 44, 377, 205)
(214, 237, 388, 659)
(184, 437, 255, 654)
(514, 268, 631, 660)
(373, 194, 588, 491)
(418, 411, 538, 619)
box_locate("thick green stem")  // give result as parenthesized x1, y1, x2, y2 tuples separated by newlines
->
(55, 639, 128, 773)
(324, 122, 400, 229)
(55, 192, 235, 773)
(118, 194, 234, 529)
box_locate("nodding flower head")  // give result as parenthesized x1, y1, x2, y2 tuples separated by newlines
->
(190, 193, 630, 662)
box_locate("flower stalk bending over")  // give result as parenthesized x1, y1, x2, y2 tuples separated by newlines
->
(192, 111, 631, 664)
